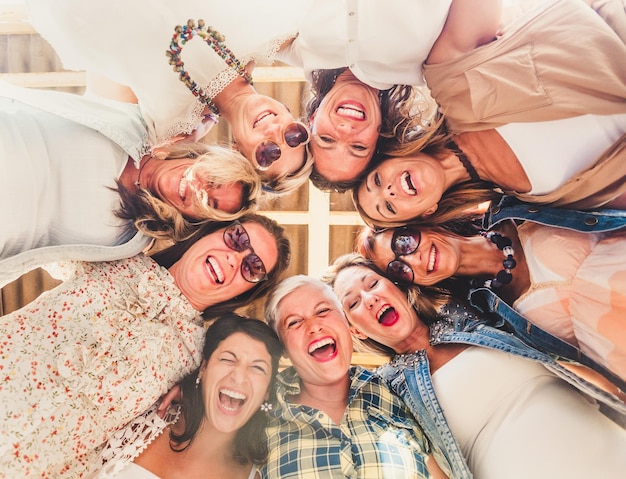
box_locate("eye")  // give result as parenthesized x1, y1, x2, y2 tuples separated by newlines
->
(252, 364, 268, 375)
(368, 279, 379, 290)
(219, 357, 235, 363)
(373, 172, 381, 187)
(346, 297, 359, 311)
(385, 201, 395, 215)
(316, 307, 330, 316)
(351, 144, 367, 152)
(318, 135, 334, 144)
(286, 318, 303, 329)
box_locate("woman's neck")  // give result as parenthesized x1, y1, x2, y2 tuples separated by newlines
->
(212, 73, 257, 121)
(452, 131, 531, 192)
(457, 221, 530, 303)
(296, 376, 350, 424)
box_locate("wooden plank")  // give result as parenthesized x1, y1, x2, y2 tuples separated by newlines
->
(0, 71, 87, 87)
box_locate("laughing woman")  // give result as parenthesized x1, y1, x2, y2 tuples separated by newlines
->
(0, 215, 290, 477)
(93, 314, 283, 479)
(277, 0, 626, 190)
(26, 0, 314, 194)
(356, 200, 626, 386)
(0, 83, 261, 288)
(324, 254, 626, 479)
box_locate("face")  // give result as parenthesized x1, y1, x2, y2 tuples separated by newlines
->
(169, 221, 279, 311)
(309, 71, 382, 182)
(150, 158, 244, 218)
(357, 154, 446, 223)
(230, 94, 308, 179)
(370, 228, 463, 286)
(333, 266, 420, 353)
(276, 283, 353, 388)
(200, 332, 272, 435)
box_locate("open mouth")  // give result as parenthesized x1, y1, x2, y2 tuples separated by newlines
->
(308, 337, 337, 361)
(427, 244, 437, 273)
(336, 102, 365, 120)
(377, 304, 399, 326)
(178, 176, 188, 203)
(400, 171, 417, 195)
(253, 111, 276, 129)
(219, 388, 247, 412)
(205, 256, 225, 284)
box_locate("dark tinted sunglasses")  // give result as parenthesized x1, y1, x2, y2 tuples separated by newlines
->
(386, 228, 421, 285)
(223, 221, 268, 283)
(254, 122, 310, 170)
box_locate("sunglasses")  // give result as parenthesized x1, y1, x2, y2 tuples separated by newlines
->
(386, 228, 421, 285)
(223, 221, 268, 283)
(254, 122, 310, 170)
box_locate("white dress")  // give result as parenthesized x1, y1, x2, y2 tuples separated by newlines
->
(26, 0, 308, 145)
(431, 347, 626, 479)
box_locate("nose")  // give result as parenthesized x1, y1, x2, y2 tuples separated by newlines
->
(305, 317, 324, 335)
(384, 183, 396, 198)
(230, 363, 246, 384)
(362, 290, 378, 309)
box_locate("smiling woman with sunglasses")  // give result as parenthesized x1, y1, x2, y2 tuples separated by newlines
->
(0, 214, 290, 477)
(356, 202, 626, 388)
(26, 0, 314, 195)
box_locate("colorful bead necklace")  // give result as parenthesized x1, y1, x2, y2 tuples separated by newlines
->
(471, 231, 517, 290)
(166, 19, 253, 116)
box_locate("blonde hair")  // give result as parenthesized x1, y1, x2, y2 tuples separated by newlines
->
(117, 142, 261, 242)
(321, 253, 450, 355)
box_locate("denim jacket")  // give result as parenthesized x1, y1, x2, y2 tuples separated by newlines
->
(376, 301, 626, 479)
(0, 82, 152, 287)
(474, 196, 626, 392)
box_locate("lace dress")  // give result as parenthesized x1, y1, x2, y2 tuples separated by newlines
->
(26, 0, 307, 145)
(90, 405, 258, 479)
(0, 255, 206, 477)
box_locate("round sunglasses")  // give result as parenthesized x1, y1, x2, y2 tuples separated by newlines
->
(254, 122, 310, 170)
(223, 221, 268, 283)
(386, 228, 421, 285)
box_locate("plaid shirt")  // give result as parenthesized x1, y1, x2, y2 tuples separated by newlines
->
(261, 366, 432, 479)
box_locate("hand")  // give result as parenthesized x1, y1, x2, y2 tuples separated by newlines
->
(157, 384, 182, 418)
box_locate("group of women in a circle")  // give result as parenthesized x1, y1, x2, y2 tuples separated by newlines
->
(2, 0, 626, 477)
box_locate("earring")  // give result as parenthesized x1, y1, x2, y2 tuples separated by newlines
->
(195, 375, 201, 389)
(260, 401, 273, 412)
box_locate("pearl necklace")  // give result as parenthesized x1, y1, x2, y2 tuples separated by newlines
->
(471, 231, 517, 289)
(166, 19, 253, 116)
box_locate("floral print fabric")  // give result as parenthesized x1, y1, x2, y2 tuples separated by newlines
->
(0, 254, 205, 477)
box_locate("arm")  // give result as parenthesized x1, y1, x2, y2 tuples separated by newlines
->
(427, 454, 450, 479)
(85, 72, 138, 104)
(427, 0, 503, 64)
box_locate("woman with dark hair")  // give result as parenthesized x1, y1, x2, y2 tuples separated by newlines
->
(0, 83, 261, 288)
(324, 253, 626, 479)
(94, 314, 283, 479)
(355, 200, 626, 386)
(0, 214, 290, 477)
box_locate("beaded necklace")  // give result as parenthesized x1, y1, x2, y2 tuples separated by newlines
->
(470, 231, 517, 290)
(166, 19, 253, 116)
(446, 139, 480, 182)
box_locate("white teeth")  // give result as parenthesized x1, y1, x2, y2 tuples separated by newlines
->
(253, 112, 276, 128)
(206, 256, 225, 283)
(427, 245, 436, 273)
(308, 337, 335, 354)
(400, 171, 417, 195)
(220, 388, 246, 401)
(178, 177, 187, 200)
(337, 105, 365, 120)
(377, 305, 391, 322)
